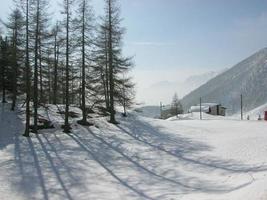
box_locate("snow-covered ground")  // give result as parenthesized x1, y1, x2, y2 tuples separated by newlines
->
(245, 103, 267, 120)
(1, 103, 267, 200)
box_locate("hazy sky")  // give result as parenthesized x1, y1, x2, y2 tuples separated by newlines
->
(1, 0, 267, 104)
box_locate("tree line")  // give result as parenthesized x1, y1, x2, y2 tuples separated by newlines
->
(0, 0, 135, 136)
(160, 93, 183, 119)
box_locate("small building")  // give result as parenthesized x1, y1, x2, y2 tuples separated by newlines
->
(189, 103, 226, 116)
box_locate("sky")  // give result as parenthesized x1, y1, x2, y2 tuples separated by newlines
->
(1, 0, 267, 105)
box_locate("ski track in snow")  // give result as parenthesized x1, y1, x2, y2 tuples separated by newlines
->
(1, 103, 267, 200)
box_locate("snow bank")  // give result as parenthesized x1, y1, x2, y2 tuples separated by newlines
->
(245, 103, 267, 120)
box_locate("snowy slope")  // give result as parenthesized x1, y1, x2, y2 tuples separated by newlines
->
(1, 103, 267, 200)
(181, 48, 267, 114)
(245, 102, 267, 120)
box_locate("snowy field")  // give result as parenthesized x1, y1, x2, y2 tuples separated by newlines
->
(1, 103, 267, 200)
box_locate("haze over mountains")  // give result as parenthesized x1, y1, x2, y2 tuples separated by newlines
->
(137, 71, 219, 105)
(181, 48, 267, 114)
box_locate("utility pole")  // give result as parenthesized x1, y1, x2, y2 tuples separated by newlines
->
(160, 102, 163, 119)
(241, 94, 243, 120)
(200, 97, 202, 120)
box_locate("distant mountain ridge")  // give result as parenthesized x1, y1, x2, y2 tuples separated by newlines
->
(140, 71, 219, 105)
(181, 48, 267, 114)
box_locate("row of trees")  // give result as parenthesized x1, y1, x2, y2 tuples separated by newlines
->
(160, 93, 183, 119)
(0, 0, 135, 136)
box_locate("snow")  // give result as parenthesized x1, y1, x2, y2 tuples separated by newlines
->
(245, 102, 267, 120)
(190, 105, 210, 113)
(1, 102, 267, 200)
(167, 112, 227, 121)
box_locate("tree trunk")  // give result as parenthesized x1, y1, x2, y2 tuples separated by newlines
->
(81, 0, 87, 123)
(33, 0, 40, 133)
(1, 63, 6, 104)
(53, 25, 58, 104)
(39, 38, 43, 103)
(104, 31, 110, 110)
(108, 0, 116, 123)
(63, 0, 71, 133)
(1, 41, 6, 104)
(11, 22, 18, 111)
(23, 0, 31, 137)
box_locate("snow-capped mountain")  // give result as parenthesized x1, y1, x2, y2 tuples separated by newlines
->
(181, 48, 267, 114)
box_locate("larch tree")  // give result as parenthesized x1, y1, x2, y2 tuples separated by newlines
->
(74, 0, 94, 125)
(62, 0, 75, 133)
(32, 0, 41, 133)
(171, 93, 183, 116)
(51, 22, 62, 105)
(0, 37, 8, 104)
(37, 0, 51, 104)
(0, 0, 135, 135)
(103, 0, 134, 123)
(31, 0, 51, 133)
(118, 75, 135, 117)
(90, 0, 135, 120)
(94, 20, 110, 112)
(106, 0, 116, 123)
(5, 9, 25, 111)
(22, 0, 31, 137)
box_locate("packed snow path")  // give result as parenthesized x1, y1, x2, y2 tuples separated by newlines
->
(1, 103, 267, 200)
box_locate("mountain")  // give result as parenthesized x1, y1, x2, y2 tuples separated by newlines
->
(140, 71, 219, 105)
(181, 48, 267, 114)
(185, 71, 222, 87)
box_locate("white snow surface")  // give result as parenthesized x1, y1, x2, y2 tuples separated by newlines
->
(245, 103, 267, 120)
(1, 103, 267, 200)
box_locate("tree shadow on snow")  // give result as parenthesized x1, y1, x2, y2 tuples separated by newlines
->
(0, 104, 80, 200)
(10, 130, 77, 200)
(116, 114, 267, 174)
(67, 131, 157, 200)
(66, 123, 254, 200)
(2, 102, 267, 200)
